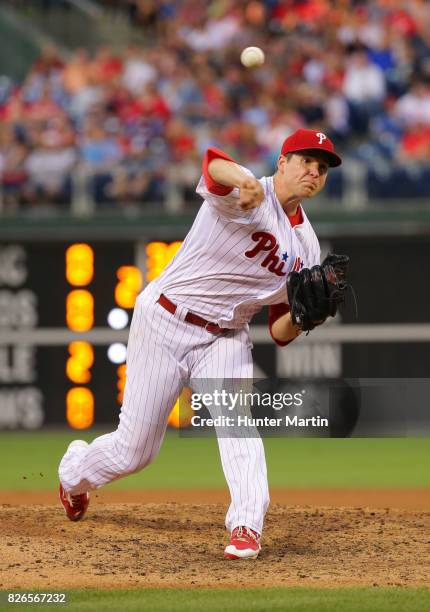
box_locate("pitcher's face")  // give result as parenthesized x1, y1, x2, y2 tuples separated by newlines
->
(277, 152, 329, 199)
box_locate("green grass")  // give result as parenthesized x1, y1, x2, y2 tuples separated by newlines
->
(1, 588, 430, 612)
(0, 431, 429, 491)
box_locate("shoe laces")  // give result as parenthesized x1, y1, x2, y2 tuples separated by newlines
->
(235, 526, 260, 543)
(69, 493, 84, 509)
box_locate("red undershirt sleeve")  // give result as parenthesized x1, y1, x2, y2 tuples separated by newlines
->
(268, 303, 295, 347)
(202, 147, 237, 196)
(287, 206, 304, 227)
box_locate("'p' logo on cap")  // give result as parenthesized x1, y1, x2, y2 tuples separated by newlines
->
(316, 132, 327, 145)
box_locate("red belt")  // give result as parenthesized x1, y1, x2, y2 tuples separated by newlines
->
(157, 294, 227, 335)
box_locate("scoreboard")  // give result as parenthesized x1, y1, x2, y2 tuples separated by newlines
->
(1, 231, 430, 432)
(0, 241, 182, 430)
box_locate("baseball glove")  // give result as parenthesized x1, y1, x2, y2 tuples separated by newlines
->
(286, 253, 350, 332)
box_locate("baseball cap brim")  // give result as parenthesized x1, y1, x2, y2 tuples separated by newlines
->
(285, 146, 342, 168)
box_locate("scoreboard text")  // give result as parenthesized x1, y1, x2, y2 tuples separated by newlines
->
(0, 241, 181, 430)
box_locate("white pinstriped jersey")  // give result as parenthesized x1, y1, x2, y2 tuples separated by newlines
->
(155, 168, 321, 329)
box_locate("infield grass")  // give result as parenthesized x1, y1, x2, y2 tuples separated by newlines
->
(1, 588, 430, 612)
(0, 430, 429, 491)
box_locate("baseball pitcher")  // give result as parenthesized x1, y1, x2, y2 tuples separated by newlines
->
(59, 128, 349, 559)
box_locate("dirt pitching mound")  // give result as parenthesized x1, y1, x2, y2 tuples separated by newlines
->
(1, 503, 429, 589)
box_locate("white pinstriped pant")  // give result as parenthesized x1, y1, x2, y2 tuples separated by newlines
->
(59, 284, 270, 534)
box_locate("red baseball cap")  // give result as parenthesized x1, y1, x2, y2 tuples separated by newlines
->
(281, 128, 342, 167)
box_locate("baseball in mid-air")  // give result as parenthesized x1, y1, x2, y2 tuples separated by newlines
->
(240, 46, 265, 68)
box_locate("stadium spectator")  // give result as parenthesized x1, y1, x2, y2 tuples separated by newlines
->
(343, 49, 386, 132)
(0, 125, 28, 210)
(106, 135, 155, 208)
(397, 124, 430, 162)
(24, 135, 76, 207)
(323, 82, 351, 144)
(31, 43, 64, 80)
(90, 46, 123, 87)
(62, 49, 92, 95)
(122, 45, 157, 95)
(78, 121, 122, 205)
(394, 81, 430, 128)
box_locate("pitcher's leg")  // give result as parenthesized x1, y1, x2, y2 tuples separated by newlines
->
(59, 420, 173, 495)
(59, 297, 186, 494)
(190, 329, 270, 535)
(217, 436, 269, 535)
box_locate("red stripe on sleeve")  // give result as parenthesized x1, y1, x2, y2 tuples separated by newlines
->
(202, 147, 237, 195)
(268, 303, 294, 347)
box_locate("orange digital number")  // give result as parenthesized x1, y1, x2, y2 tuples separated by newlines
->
(66, 244, 94, 286)
(115, 266, 142, 309)
(66, 342, 94, 383)
(66, 290, 94, 332)
(66, 387, 94, 429)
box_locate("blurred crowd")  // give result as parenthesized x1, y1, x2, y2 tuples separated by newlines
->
(1, 0, 430, 212)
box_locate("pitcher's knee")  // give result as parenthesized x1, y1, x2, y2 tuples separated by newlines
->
(114, 440, 159, 476)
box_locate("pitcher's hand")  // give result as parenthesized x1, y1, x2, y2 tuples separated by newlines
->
(238, 178, 264, 210)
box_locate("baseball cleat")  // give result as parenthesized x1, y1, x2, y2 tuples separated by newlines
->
(59, 484, 90, 521)
(224, 526, 261, 559)
(59, 440, 90, 522)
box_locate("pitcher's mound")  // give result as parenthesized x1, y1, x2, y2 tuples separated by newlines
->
(0, 503, 429, 589)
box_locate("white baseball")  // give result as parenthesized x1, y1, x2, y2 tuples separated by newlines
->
(240, 46, 265, 68)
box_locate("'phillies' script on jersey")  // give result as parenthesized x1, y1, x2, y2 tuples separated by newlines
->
(245, 232, 287, 276)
